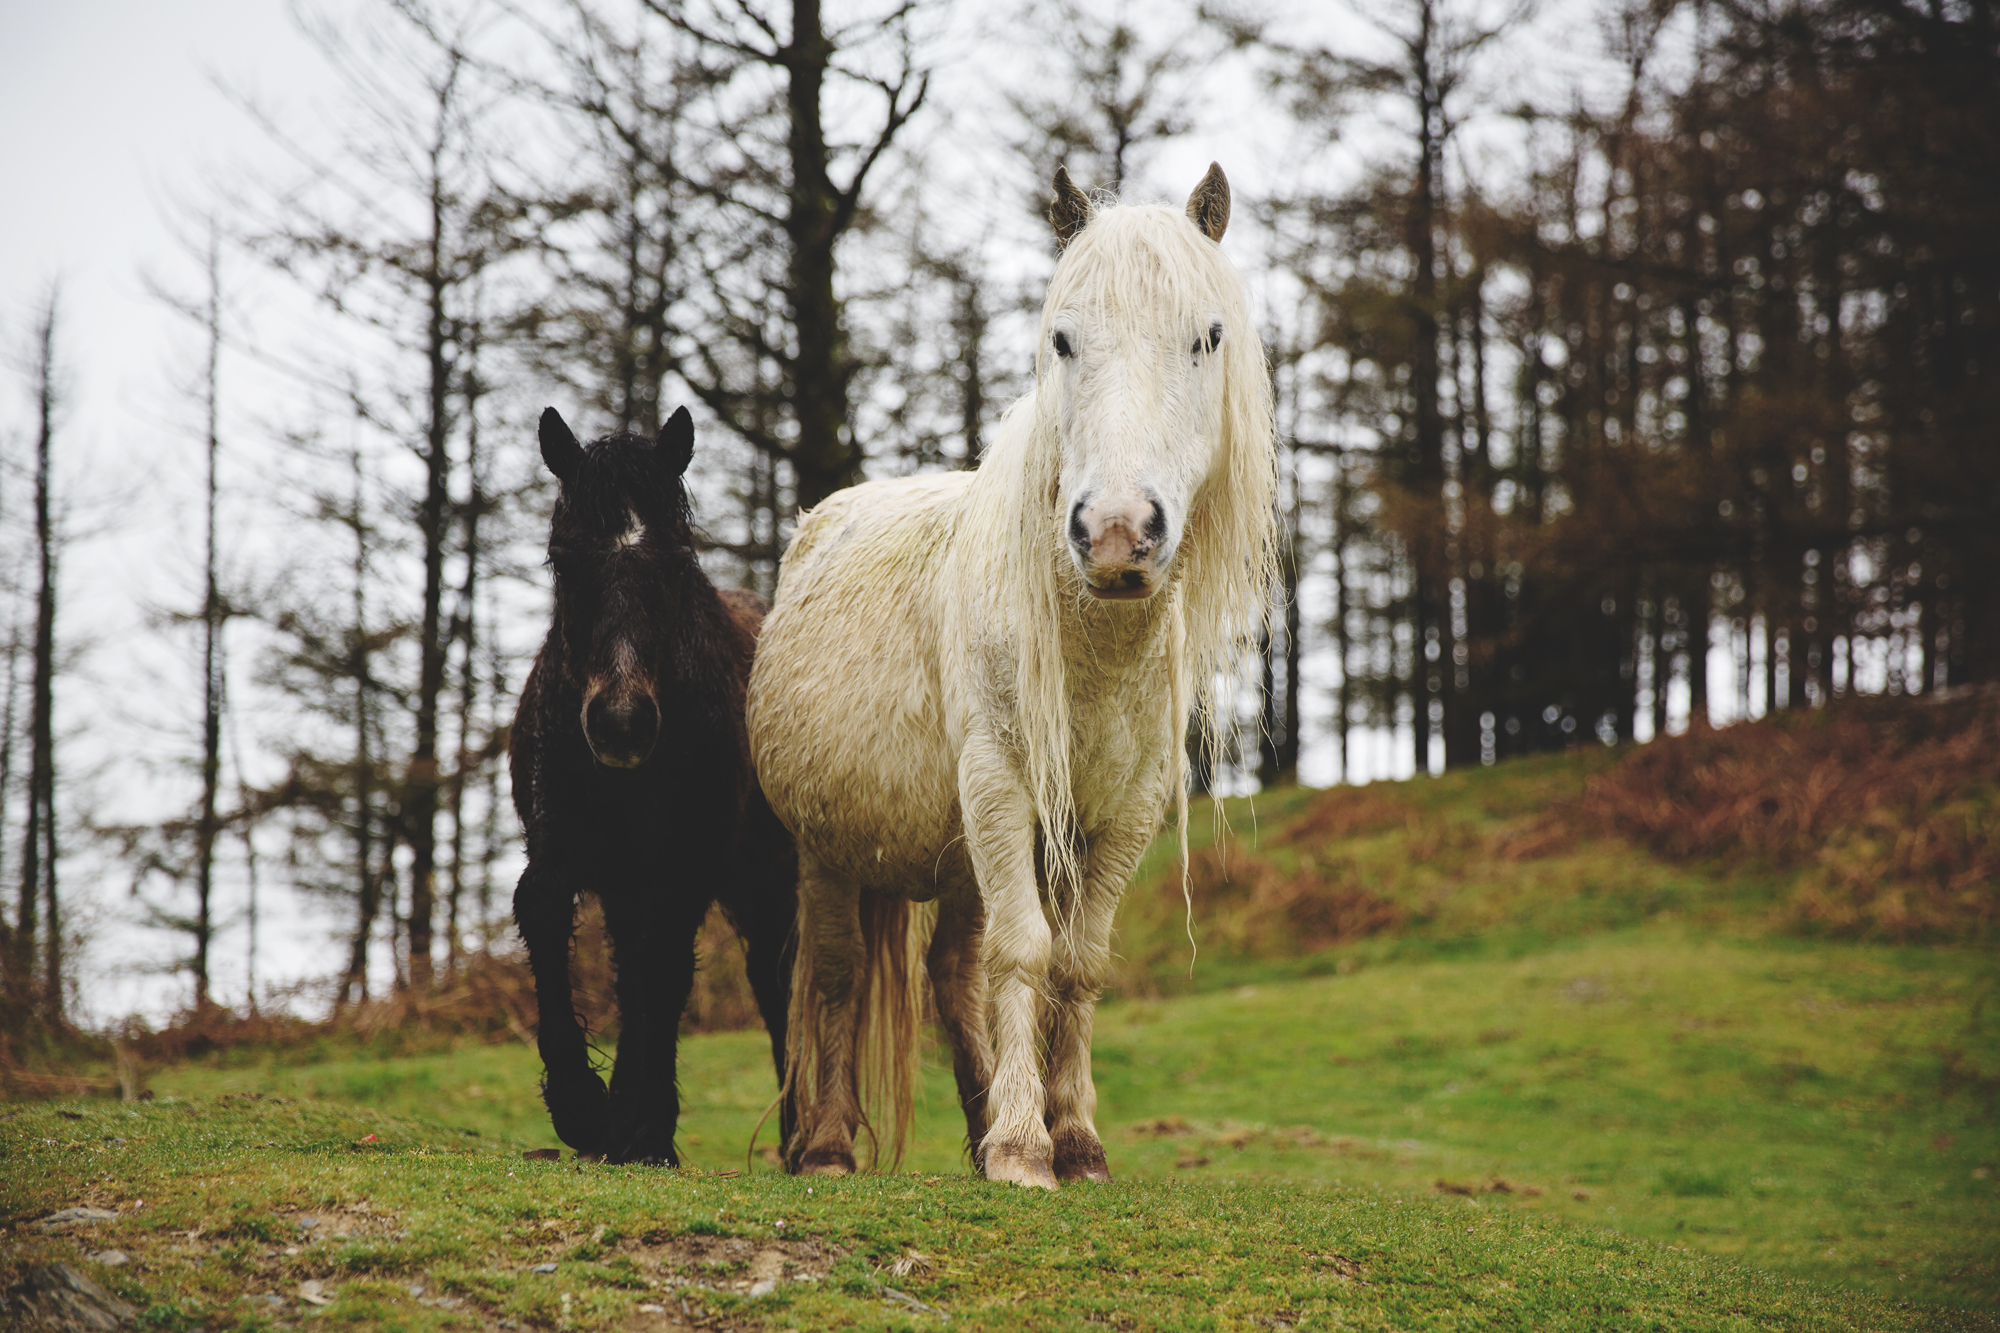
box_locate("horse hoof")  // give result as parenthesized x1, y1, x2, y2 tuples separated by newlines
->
(1052, 1129, 1111, 1183)
(983, 1143, 1058, 1189)
(545, 1073, 611, 1156)
(797, 1148, 855, 1177)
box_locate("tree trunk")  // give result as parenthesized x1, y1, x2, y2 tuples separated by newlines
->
(193, 227, 225, 1012)
(783, 0, 859, 510)
(1406, 0, 1452, 774)
(404, 161, 454, 993)
(337, 447, 376, 1012)
(23, 296, 61, 1022)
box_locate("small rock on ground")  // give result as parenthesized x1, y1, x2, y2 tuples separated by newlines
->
(37, 1209, 117, 1232)
(3, 1262, 139, 1331)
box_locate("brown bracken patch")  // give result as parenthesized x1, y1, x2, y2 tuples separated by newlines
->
(1184, 848, 1404, 954)
(1548, 693, 2000, 940)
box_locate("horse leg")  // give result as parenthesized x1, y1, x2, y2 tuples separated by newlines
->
(730, 821, 800, 1149)
(514, 860, 609, 1155)
(1045, 816, 1157, 1182)
(788, 856, 864, 1177)
(926, 891, 992, 1163)
(1044, 878, 1121, 1182)
(960, 736, 1057, 1189)
(602, 894, 700, 1165)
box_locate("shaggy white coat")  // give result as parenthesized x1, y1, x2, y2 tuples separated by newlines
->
(747, 176, 1277, 1186)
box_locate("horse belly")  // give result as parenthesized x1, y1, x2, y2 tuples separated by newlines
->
(748, 480, 969, 900)
(790, 689, 963, 898)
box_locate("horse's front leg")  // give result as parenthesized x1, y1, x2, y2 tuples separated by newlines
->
(1045, 816, 1154, 1183)
(514, 859, 609, 1155)
(961, 735, 1056, 1189)
(601, 893, 701, 1165)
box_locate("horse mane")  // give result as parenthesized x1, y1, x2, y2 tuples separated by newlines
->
(976, 202, 1278, 899)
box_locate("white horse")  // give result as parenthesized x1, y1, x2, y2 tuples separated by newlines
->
(746, 164, 1276, 1187)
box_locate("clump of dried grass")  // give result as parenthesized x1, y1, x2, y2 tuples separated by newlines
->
(1183, 844, 1405, 954)
(1279, 788, 1422, 846)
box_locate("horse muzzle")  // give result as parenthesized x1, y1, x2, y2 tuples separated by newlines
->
(1069, 494, 1169, 600)
(582, 690, 660, 769)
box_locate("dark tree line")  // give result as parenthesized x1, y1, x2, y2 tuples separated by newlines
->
(1242, 0, 1999, 785)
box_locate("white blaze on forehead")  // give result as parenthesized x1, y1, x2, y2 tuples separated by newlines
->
(614, 509, 646, 550)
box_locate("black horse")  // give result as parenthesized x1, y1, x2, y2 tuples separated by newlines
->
(511, 405, 797, 1164)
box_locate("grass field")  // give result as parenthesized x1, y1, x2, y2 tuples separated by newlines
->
(6, 735, 1998, 1329)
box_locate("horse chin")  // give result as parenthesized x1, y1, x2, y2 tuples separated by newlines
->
(588, 747, 652, 771)
(1084, 576, 1160, 602)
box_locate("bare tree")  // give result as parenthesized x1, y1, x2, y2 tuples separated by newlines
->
(241, 0, 524, 990)
(17, 289, 62, 1021)
(643, 0, 930, 511)
(1011, 0, 1202, 203)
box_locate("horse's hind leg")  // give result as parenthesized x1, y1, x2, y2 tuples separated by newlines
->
(731, 817, 800, 1149)
(788, 857, 864, 1176)
(515, 861, 609, 1155)
(926, 892, 992, 1162)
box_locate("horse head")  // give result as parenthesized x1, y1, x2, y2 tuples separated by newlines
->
(1039, 162, 1245, 602)
(537, 405, 699, 769)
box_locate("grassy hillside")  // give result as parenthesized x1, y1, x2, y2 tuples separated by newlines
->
(8, 706, 1999, 1327)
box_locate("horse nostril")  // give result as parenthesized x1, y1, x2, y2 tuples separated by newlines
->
(585, 694, 615, 742)
(1068, 501, 1090, 554)
(628, 695, 660, 748)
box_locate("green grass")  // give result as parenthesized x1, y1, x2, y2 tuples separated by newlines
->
(133, 929, 2000, 1318)
(0, 1092, 1974, 1332)
(12, 752, 2000, 1327)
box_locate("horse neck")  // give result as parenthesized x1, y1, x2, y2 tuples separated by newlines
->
(1055, 578, 1176, 675)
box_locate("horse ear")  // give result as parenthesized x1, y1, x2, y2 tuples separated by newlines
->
(656, 405, 695, 476)
(539, 407, 583, 486)
(1050, 166, 1094, 250)
(1185, 162, 1230, 242)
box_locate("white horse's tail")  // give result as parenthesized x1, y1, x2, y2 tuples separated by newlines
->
(784, 890, 928, 1171)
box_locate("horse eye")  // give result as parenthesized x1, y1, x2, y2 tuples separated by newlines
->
(1195, 323, 1224, 357)
(1053, 331, 1074, 359)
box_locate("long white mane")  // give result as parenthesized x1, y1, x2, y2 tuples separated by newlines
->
(970, 201, 1278, 897)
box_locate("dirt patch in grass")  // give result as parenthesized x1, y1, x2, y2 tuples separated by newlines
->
(1126, 1118, 1388, 1166)
(629, 1231, 842, 1295)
